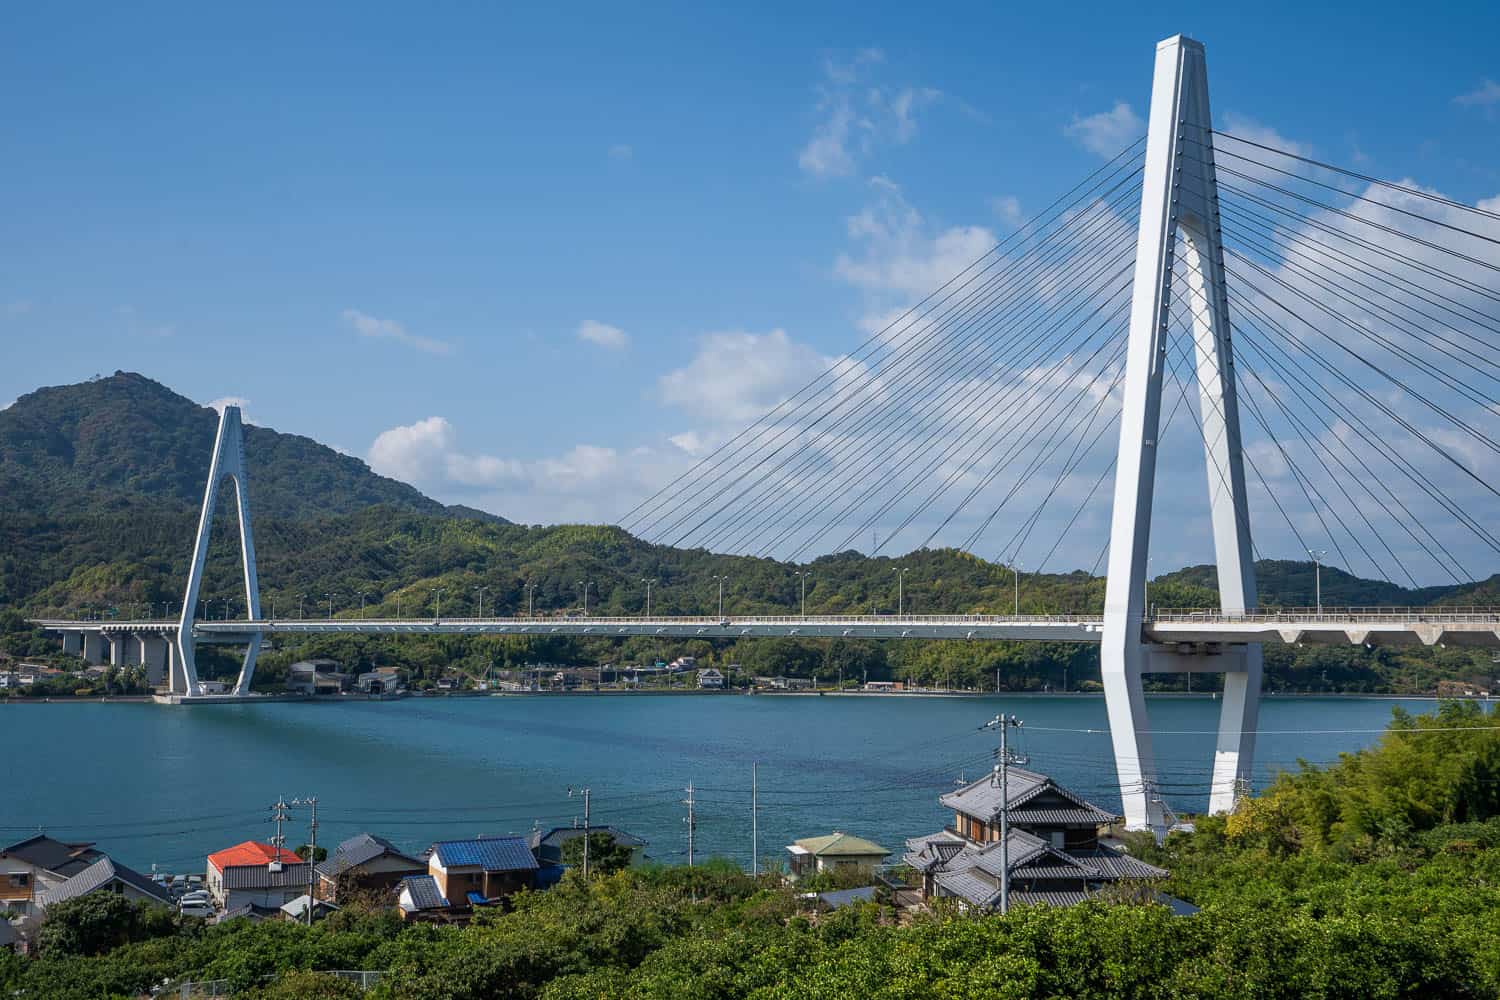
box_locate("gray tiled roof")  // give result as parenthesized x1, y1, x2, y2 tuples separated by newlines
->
(399, 874, 449, 911)
(939, 769, 1118, 824)
(1007, 806, 1116, 825)
(37, 856, 171, 907)
(2, 835, 103, 877)
(1070, 848, 1168, 880)
(1010, 890, 1095, 907)
(933, 869, 1001, 908)
(221, 860, 312, 890)
(315, 833, 422, 880)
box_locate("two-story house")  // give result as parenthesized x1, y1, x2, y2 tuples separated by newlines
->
(314, 833, 425, 902)
(903, 768, 1171, 910)
(206, 841, 311, 911)
(0, 835, 105, 919)
(426, 836, 537, 909)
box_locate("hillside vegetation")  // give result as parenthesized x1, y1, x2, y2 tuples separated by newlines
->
(2, 373, 1497, 695)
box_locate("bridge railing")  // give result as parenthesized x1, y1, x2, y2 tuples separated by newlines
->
(1152, 607, 1500, 624)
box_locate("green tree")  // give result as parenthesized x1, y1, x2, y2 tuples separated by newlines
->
(560, 832, 634, 875)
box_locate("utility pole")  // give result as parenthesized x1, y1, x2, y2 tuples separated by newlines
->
(895, 567, 908, 616)
(569, 787, 591, 879)
(642, 578, 656, 616)
(270, 795, 290, 858)
(984, 714, 1028, 915)
(292, 796, 318, 921)
(683, 783, 696, 867)
(1308, 549, 1327, 613)
(751, 763, 759, 877)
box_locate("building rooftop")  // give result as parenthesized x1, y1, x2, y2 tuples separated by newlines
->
(37, 856, 171, 908)
(528, 825, 647, 852)
(208, 841, 301, 872)
(429, 836, 538, 872)
(938, 769, 1118, 825)
(398, 874, 449, 912)
(315, 833, 422, 879)
(1, 834, 104, 877)
(789, 831, 890, 857)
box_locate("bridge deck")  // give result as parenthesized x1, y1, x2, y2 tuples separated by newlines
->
(30, 609, 1500, 647)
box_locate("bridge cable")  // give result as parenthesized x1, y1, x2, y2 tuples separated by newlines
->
(646, 171, 1146, 547)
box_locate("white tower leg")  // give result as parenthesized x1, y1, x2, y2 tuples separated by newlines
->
(1102, 35, 1260, 831)
(176, 405, 263, 697)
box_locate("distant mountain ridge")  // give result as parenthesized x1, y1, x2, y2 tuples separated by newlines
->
(0, 371, 507, 524)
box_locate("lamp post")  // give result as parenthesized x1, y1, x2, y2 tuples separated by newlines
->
(895, 567, 909, 616)
(475, 586, 488, 619)
(1308, 549, 1327, 613)
(1013, 562, 1022, 616)
(434, 588, 444, 619)
(324, 593, 335, 619)
(711, 575, 729, 618)
(793, 571, 811, 617)
(642, 578, 656, 616)
(359, 592, 369, 617)
(577, 581, 593, 616)
(524, 582, 537, 617)
(298, 593, 306, 619)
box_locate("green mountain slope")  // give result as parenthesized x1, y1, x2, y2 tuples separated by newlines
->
(0, 371, 492, 522)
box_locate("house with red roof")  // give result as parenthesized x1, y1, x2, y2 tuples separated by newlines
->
(206, 841, 310, 911)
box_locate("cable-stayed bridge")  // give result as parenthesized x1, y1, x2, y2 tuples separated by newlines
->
(32, 36, 1500, 833)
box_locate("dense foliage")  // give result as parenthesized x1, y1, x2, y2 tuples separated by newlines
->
(2, 372, 1497, 695)
(6, 705, 1500, 998)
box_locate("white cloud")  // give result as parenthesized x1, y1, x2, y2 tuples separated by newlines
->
(659, 329, 830, 422)
(1455, 80, 1500, 107)
(342, 308, 452, 356)
(1218, 114, 1309, 158)
(1479, 194, 1500, 213)
(577, 319, 630, 350)
(988, 195, 1024, 228)
(4, 300, 31, 316)
(834, 176, 997, 305)
(1063, 101, 1143, 158)
(798, 50, 941, 178)
(368, 415, 457, 484)
(609, 143, 633, 161)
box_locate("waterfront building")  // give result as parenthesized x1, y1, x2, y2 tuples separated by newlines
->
(314, 833, 425, 902)
(903, 769, 1170, 910)
(206, 841, 310, 911)
(426, 836, 538, 909)
(785, 831, 890, 881)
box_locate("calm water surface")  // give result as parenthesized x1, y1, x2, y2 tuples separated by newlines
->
(3, 693, 1437, 874)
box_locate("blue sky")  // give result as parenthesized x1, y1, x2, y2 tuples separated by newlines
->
(2, 2, 1497, 576)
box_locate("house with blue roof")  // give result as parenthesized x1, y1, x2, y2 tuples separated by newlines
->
(426, 835, 538, 909)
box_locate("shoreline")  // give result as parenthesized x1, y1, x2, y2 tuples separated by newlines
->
(0, 689, 1481, 705)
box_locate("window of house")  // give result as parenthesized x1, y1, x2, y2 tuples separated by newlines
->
(6, 872, 28, 888)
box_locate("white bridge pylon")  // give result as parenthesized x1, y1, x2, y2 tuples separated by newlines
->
(175, 404, 263, 697)
(1102, 34, 1260, 833)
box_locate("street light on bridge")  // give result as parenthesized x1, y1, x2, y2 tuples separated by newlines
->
(434, 588, 445, 619)
(577, 580, 593, 616)
(475, 586, 488, 619)
(358, 592, 370, 617)
(793, 571, 811, 617)
(298, 593, 306, 619)
(895, 567, 909, 616)
(641, 578, 656, 617)
(1307, 549, 1328, 613)
(524, 581, 537, 617)
(324, 593, 336, 620)
(711, 575, 729, 618)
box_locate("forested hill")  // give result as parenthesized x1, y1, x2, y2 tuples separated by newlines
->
(0, 371, 500, 523)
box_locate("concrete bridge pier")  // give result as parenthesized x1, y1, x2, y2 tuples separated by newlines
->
(139, 635, 169, 687)
(61, 632, 81, 657)
(123, 636, 143, 667)
(107, 634, 128, 668)
(82, 632, 106, 665)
